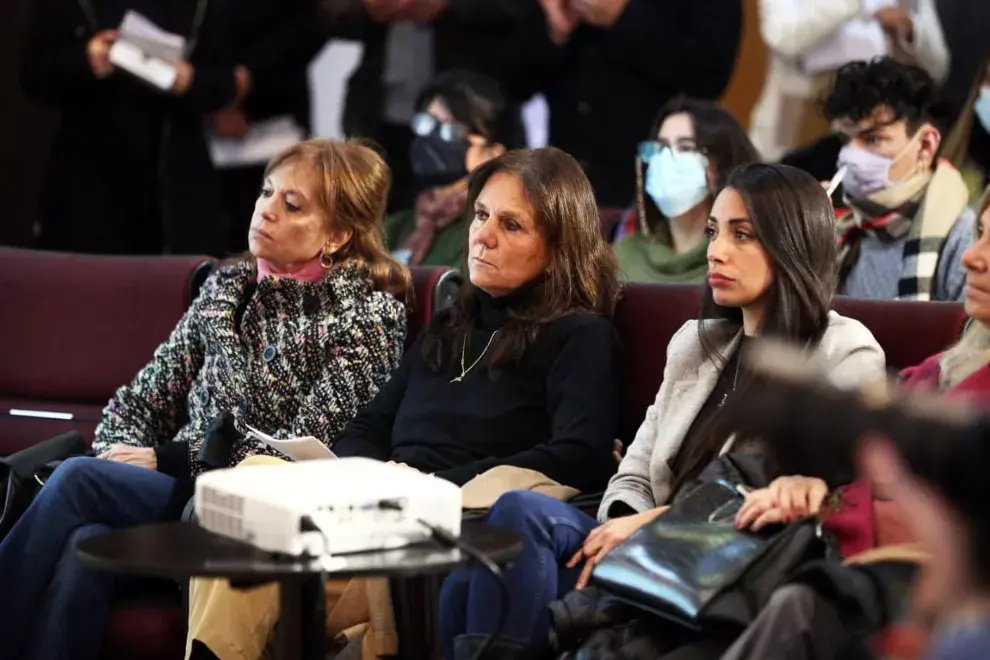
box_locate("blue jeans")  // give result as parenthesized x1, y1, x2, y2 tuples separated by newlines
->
(0, 456, 175, 660)
(439, 490, 599, 656)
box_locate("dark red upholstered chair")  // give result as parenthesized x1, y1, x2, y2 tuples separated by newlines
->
(611, 284, 967, 445)
(0, 248, 214, 456)
(612, 283, 704, 444)
(598, 208, 625, 242)
(0, 249, 215, 660)
(407, 267, 463, 350)
(832, 296, 966, 372)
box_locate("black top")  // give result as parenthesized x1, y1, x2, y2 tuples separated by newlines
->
(332, 288, 621, 492)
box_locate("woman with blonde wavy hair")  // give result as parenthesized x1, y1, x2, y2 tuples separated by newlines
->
(0, 139, 410, 660)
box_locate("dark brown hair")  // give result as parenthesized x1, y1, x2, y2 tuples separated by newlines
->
(636, 97, 760, 236)
(421, 147, 620, 371)
(669, 163, 840, 493)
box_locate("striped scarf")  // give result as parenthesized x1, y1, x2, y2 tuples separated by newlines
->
(837, 162, 970, 301)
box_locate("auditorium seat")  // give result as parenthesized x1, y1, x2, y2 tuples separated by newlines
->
(598, 207, 625, 242)
(831, 296, 967, 372)
(0, 248, 214, 457)
(407, 267, 463, 349)
(610, 283, 965, 444)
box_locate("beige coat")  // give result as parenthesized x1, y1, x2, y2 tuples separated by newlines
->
(598, 311, 886, 521)
(750, 0, 950, 161)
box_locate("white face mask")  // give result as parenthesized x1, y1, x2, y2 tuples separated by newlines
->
(644, 149, 710, 218)
(975, 87, 990, 135)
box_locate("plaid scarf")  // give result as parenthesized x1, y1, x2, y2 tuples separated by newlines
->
(837, 162, 970, 301)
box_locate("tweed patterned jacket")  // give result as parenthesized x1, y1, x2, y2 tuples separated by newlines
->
(91, 259, 406, 477)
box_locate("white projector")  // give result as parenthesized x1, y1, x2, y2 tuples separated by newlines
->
(194, 457, 462, 557)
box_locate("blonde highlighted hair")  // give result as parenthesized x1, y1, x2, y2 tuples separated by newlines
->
(265, 138, 412, 299)
(939, 184, 990, 387)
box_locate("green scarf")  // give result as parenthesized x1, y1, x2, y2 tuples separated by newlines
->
(613, 225, 708, 284)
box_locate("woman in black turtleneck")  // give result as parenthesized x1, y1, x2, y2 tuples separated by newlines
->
(185, 146, 622, 660)
(333, 146, 622, 491)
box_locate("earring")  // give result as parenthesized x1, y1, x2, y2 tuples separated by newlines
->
(320, 247, 335, 270)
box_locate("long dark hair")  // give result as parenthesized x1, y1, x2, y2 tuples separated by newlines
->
(669, 163, 839, 493)
(421, 147, 620, 371)
(636, 97, 760, 236)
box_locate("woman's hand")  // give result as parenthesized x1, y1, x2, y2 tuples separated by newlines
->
(99, 444, 158, 470)
(86, 30, 118, 79)
(567, 507, 665, 589)
(734, 475, 828, 531)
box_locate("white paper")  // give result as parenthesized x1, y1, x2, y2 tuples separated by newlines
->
(108, 40, 177, 91)
(802, 17, 890, 76)
(207, 116, 307, 168)
(119, 10, 186, 62)
(245, 424, 337, 462)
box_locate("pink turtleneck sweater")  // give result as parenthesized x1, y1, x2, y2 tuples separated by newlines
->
(256, 257, 325, 283)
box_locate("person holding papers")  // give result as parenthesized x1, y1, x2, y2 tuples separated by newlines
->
(21, 0, 237, 255)
(0, 140, 410, 660)
(185, 147, 623, 660)
(750, 0, 950, 163)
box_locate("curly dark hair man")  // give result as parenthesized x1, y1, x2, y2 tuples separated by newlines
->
(823, 57, 975, 303)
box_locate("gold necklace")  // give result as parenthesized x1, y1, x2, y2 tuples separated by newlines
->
(718, 343, 744, 409)
(451, 330, 499, 383)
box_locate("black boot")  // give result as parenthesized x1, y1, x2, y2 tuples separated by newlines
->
(453, 634, 547, 660)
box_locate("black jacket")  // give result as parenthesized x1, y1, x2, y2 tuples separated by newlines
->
(230, 0, 329, 131)
(21, 0, 236, 255)
(329, 0, 528, 145)
(506, 0, 744, 207)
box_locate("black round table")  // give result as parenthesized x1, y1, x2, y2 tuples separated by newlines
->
(77, 520, 521, 660)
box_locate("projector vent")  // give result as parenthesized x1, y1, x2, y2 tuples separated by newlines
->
(199, 486, 247, 538)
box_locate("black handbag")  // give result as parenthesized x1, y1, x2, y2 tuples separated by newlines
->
(590, 476, 837, 633)
(0, 431, 87, 540)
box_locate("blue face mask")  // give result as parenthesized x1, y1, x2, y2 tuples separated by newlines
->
(644, 149, 711, 219)
(976, 88, 990, 135)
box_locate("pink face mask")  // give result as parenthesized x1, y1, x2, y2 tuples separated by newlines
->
(836, 133, 921, 200)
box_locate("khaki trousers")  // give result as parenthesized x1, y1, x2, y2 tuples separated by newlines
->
(186, 456, 398, 660)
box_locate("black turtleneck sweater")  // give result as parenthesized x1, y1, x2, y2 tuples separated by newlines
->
(331, 289, 621, 492)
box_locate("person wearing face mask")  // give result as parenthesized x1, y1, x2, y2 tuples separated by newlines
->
(612, 98, 761, 283)
(383, 70, 522, 268)
(941, 48, 990, 200)
(824, 57, 975, 302)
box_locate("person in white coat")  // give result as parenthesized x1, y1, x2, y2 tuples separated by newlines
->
(750, 0, 950, 162)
